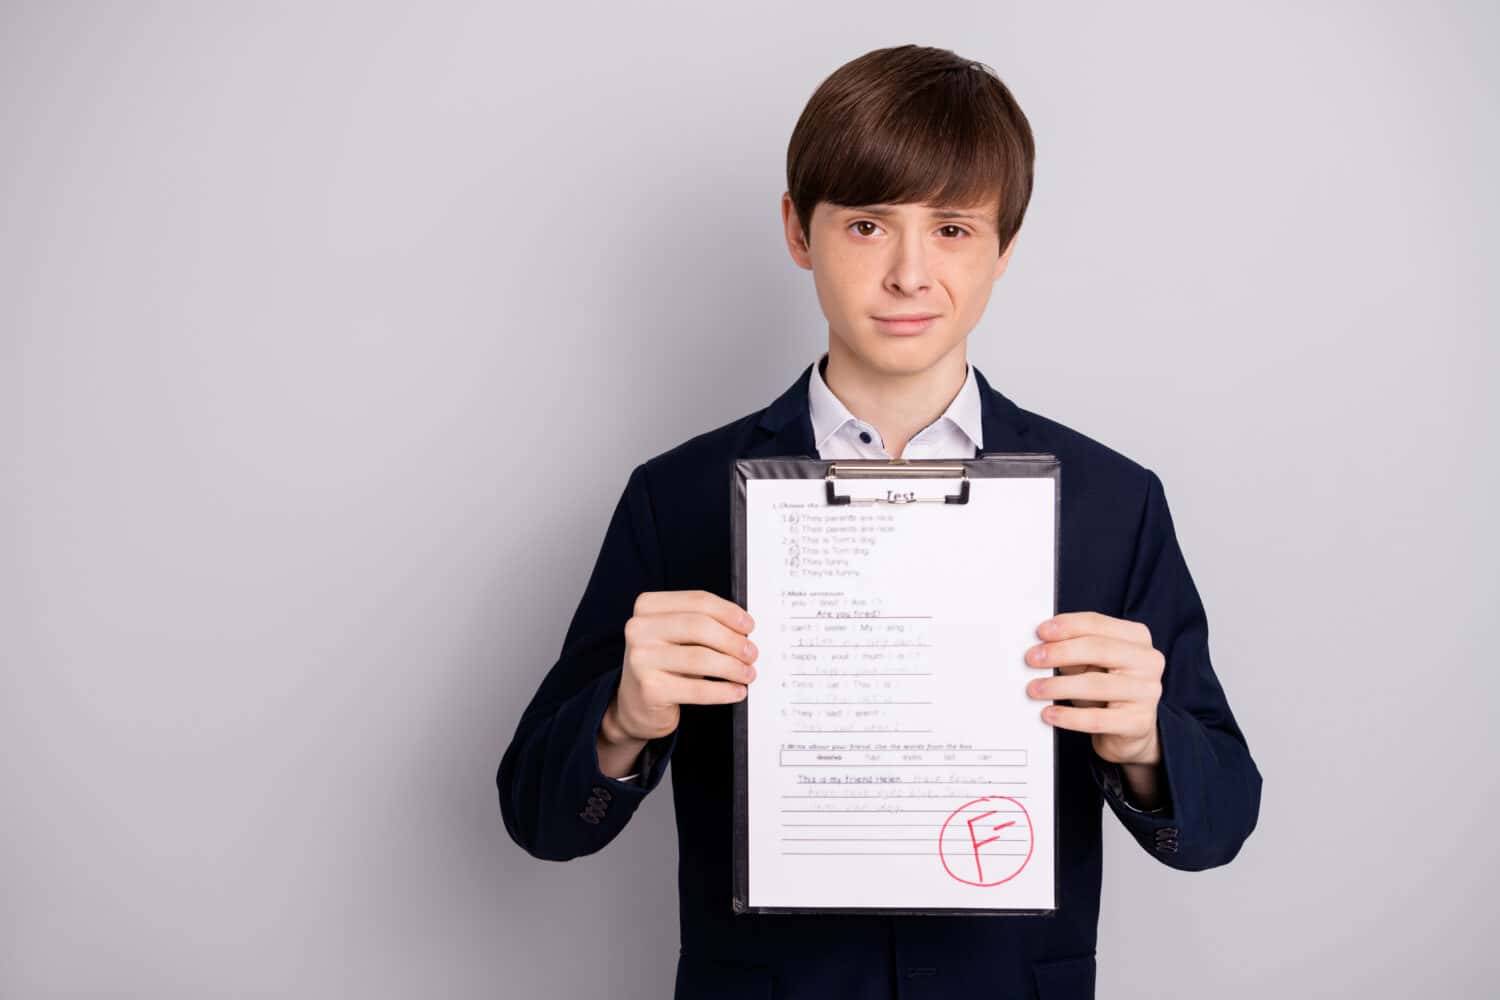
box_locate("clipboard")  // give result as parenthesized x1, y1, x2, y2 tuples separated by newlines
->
(729, 453, 1062, 916)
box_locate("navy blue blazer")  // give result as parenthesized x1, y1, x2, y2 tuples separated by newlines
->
(498, 361, 1262, 1000)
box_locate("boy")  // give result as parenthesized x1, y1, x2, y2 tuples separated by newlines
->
(498, 43, 1261, 1000)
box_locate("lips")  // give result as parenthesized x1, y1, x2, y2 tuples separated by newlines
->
(873, 314, 939, 335)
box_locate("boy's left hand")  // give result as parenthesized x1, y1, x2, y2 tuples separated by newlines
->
(1024, 611, 1163, 767)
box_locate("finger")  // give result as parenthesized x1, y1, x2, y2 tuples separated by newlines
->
(1041, 704, 1122, 734)
(1038, 611, 1151, 648)
(632, 609, 759, 667)
(661, 673, 749, 706)
(1028, 670, 1151, 706)
(656, 640, 758, 685)
(636, 589, 755, 635)
(1025, 634, 1157, 675)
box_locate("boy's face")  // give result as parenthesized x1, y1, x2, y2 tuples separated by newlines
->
(780, 193, 1016, 376)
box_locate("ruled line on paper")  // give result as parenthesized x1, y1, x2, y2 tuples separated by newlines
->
(781, 837, 1031, 842)
(779, 809, 1022, 813)
(786, 614, 934, 619)
(781, 852, 1030, 857)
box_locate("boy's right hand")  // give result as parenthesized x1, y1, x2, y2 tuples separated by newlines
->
(602, 590, 759, 745)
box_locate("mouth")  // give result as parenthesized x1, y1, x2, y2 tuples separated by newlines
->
(872, 313, 939, 335)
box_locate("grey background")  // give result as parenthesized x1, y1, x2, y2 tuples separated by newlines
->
(3, 1, 1495, 997)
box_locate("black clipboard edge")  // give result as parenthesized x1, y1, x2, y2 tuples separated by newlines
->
(730, 453, 1062, 917)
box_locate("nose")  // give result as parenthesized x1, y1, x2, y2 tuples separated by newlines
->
(884, 229, 932, 295)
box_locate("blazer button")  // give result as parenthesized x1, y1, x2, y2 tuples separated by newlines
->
(580, 792, 609, 823)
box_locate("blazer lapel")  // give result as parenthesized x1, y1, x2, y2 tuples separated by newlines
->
(972, 364, 1035, 455)
(742, 362, 818, 460)
(741, 359, 1034, 460)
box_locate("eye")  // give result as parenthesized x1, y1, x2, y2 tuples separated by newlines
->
(847, 220, 972, 239)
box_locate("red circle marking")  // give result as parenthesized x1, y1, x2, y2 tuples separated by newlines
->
(937, 795, 1035, 887)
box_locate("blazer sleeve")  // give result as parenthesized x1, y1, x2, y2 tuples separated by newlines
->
(1087, 468, 1263, 871)
(496, 462, 681, 861)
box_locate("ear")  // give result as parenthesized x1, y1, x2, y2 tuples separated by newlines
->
(781, 192, 813, 271)
(994, 229, 1020, 279)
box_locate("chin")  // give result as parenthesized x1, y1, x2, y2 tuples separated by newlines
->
(852, 335, 955, 374)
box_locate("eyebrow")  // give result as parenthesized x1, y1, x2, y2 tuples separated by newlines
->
(845, 205, 993, 225)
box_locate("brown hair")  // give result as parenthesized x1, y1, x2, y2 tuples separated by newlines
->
(786, 45, 1035, 255)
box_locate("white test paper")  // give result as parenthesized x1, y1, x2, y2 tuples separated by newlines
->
(744, 475, 1057, 911)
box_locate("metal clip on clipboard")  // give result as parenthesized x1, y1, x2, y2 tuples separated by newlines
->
(824, 459, 970, 506)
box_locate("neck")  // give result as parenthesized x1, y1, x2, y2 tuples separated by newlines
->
(821, 335, 969, 459)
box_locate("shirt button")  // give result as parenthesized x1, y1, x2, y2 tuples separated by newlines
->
(858, 431, 872, 443)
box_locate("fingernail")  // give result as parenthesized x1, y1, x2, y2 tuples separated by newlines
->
(739, 612, 750, 629)
(1029, 644, 1046, 664)
(743, 640, 756, 659)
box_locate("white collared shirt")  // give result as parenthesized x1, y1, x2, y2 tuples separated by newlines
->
(808, 352, 984, 460)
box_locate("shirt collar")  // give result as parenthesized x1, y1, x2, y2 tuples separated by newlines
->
(807, 351, 984, 454)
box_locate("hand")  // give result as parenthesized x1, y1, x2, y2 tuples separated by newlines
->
(605, 590, 759, 744)
(1023, 611, 1163, 767)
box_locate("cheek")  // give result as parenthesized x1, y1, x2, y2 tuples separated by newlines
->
(952, 274, 997, 315)
(809, 253, 875, 310)
(807, 267, 847, 316)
